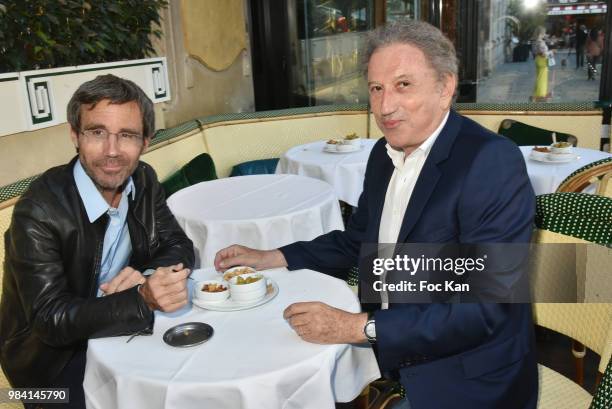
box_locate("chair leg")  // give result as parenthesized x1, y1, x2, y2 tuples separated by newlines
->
(572, 340, 586, 386)
(352, 385, 370, 409)
(595, 370, 602, 388)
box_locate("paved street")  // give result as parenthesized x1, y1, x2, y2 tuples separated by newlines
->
(477, 48, 601, 103)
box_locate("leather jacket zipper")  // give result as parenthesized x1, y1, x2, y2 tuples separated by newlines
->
(129, 202, 153, 263)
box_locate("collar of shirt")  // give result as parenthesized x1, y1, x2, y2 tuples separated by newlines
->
(384, 110, 450, 171)
(73, 160, 136, 223)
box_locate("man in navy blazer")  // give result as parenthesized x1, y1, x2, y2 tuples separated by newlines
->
(215, 20, 537, 409)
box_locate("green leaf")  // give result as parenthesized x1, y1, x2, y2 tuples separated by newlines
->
(46, 13, 59, 25)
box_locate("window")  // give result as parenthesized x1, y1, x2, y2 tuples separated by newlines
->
(292, 0, 374, 105)
(476, 0, 607, 103)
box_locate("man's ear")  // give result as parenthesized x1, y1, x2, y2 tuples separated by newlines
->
(70, 128, 79, 152)
(439, 74, 458, 110)
(141, 136, 151, 154)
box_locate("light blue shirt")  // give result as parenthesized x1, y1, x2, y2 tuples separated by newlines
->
(73, 161, 135, 297)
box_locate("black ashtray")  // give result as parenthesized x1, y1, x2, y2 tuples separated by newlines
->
(163, 322, 213, 347)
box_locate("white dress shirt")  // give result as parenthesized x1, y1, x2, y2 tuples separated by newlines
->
(377, 111, 449, 308)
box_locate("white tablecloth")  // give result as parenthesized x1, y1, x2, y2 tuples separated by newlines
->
(520, 146, 611, 195)
(84, 268, 381, 409)
(276, 140, 377, 207)
(166, 175, 344, 267)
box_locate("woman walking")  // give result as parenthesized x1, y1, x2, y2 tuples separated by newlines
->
(532, 27, 551, 101)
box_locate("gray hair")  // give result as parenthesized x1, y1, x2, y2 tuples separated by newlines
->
(67, 74, 155, 138)
(364, 19, 458, 84)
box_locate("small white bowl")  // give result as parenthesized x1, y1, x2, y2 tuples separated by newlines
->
(530, 147, 551, 161)
(228, 273, 266, 303)
(222, 265, 256, 281)
(343, 137, 361, 147)
(336, 143, 358, 153)
(324, 140, 341, 152)
(550, 142, 573, 154)
(195, 280, 229, 303)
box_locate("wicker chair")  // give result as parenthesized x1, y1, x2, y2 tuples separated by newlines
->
(535, 303, 612, 409)
(556, 157, 612, 197)
(533, 192, 612, 408)
(590, 358, 612, 409)
(532, 193, 612, 305)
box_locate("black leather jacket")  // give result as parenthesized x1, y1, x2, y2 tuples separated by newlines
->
(0, 157, 194, 387)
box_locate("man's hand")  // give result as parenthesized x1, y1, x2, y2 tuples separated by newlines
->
(283, 302, 368, 344)
(138, 263, 190, 312)
(99, 266, 146, 295)
(214, 245, 287, 271)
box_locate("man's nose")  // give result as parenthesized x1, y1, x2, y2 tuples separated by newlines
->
(379, 89, 397, 116)
(103, 133, 120, 156)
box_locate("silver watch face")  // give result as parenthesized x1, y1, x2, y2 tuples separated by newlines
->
(365, 320, 376, 339)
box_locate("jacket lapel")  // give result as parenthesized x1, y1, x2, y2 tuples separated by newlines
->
(397, 110, 463, 242)
(371, 147, 395, 244)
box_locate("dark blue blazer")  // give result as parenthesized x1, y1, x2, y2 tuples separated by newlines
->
(281, 110, 538, 409)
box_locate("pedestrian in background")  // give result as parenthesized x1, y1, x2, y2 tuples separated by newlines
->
(532, 27, 551, 102)
(586, 27, 603, 80)
(575, 24, 587, 69)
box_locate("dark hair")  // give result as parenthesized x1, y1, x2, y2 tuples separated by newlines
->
(589, 28, 599, 42)
(67, 74, 155, 138)
(364, 19, 458, 83)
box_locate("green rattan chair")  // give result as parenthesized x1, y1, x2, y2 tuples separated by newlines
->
(590, 358, 611, 409)
(535, 304, 612, 409)
(557, 158, 612, 197)
(498, 119, 578, 147)
(533, 193, 612, 409)
(535, 193, 612, 245)
(161, 153, 217, 198)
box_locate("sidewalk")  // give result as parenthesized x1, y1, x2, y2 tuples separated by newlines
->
(477, 48, 601, 103)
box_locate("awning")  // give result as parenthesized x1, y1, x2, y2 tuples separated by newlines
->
(548, 4, 607, 15)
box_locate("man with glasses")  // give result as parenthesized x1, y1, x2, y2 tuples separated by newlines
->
(0, 74, 194, 408)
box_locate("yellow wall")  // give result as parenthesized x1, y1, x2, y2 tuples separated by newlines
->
(159, 0, 255, 127)
(141, 129, 208, 181)
(0, 105, 165, 186)
(462, 112, 603, 150)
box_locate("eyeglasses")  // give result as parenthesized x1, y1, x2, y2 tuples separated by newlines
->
(80, 129, 143, 146)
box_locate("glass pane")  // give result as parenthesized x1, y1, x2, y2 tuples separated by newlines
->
(292, 0, 374, 105)
(476, 0, 607, 103)
(386, 0, 421, 21)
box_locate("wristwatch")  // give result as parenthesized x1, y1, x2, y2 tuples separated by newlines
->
(364, 311, 376, 343)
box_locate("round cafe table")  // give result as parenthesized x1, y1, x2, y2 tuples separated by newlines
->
(166, 175, 344, 268)
(276, 139, 377, 207)
(520, 146, 611, 195)
(83, 268, 381, 409)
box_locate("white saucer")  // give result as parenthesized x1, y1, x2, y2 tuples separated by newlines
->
(529, 153, 579, 163)
(323, 145, 363, 154)
(192, 279, 279, 312)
